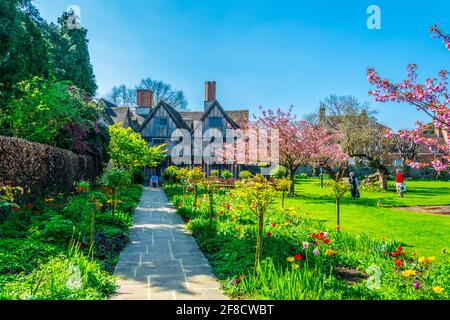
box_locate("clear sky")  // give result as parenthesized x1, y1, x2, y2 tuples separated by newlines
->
(35, 0, 449, 131)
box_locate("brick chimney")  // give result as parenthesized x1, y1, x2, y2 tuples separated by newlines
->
(204, 81, 216, 110)
(136, 89, 153, 117)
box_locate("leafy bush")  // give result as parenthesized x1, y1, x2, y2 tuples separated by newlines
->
(221, 170, 233, 180)
(239, 170, 253, 180)
(270, 165, 287, 179)
(39, 216, 77, 244)
(164, 166, 180, 184)
(0, 244, 116, 300)
(0, 239, 61, 275)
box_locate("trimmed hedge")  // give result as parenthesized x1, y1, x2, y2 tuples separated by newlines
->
(0, 136, 99, 198)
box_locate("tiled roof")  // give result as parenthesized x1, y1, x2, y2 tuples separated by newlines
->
(99, 99, 132, 125)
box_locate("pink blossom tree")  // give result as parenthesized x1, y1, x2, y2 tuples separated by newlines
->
(367, 25, 449, 172)
(253, 107, 348, 195)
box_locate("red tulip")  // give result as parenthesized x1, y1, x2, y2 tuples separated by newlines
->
(293, 254, 302, 261)
(267, 232, 273, 237)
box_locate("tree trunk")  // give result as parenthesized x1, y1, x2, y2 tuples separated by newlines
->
(336, 196, 341, 232)
(289, 169, 295, 196)
(377, 169, 388, 190)
(402, 163, 410, 178)
(320, 165, 324, 188)
(254, 212, 264, 274)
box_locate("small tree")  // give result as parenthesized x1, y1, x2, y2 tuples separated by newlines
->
(109, 123, 166, 170)
(275, 178, 291, 209)
(221, 170, 233, 185)
(236, 174, 275, 273)
(101, 168, 132, 220)
(187, 167, 205, 209)
(326, 177, 349, 232)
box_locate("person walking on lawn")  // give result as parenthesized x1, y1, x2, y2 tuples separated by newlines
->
(349, 172, 359, 200)
(395, 169, 405, 197)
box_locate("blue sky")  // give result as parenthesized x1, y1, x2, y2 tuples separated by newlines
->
(35, 0, 450, 130)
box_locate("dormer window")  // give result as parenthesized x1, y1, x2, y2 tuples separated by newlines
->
(208, 117, 222, 128)
(156, 117, 168, 127)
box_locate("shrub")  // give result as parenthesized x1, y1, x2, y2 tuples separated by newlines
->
(239, 170, 253, 180)
(0, 244, 116, 300)
(270, 165, 287, 179)
(164, 166, 180, 184)
(101, 168, 132, 219)
(0, 239, 61, 275)
(0, 136, 99, 199)
(222, 170, 233, 181)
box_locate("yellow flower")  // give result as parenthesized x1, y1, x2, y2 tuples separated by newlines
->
(418, 256, 425, 264)
(325, 249, 334, 255)
(425, 256, 435, 263)
(287, 257, 295, 263)
(235, 225, 241, 231)
(293, 264, 300, 269)
(401, 270, 416, 278)
(432, 287, 444, 294)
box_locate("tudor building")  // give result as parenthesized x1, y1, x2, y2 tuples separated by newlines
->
(100, 81, 250, 179)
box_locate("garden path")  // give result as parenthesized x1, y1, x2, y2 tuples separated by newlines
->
(111, 187, 227, 300)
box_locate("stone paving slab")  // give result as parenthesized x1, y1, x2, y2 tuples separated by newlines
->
(111, 187, 227, 300)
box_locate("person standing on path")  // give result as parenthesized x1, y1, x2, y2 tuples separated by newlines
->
(395, 169, 405, 197)
(349, 172, 359, 200)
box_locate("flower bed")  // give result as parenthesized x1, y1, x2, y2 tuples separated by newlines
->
(0, 179, 142, 300)
(165, 184, 449, 300)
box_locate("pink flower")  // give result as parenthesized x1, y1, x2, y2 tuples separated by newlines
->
(313, 248, 320, 256)
(302, 242, 309, 249)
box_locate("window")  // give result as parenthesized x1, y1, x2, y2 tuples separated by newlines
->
(208, 117, 222, 127)
(156, 117, 168, 127)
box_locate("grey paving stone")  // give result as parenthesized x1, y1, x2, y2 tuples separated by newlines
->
(111, 188, 226, 300)
(136, 265, 184, 277)
(179, 255, 209, 267)
(175, 289, 227, 300)
(149, 275, 188, 291)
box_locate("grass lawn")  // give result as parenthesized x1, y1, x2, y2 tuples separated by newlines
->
(280, 178, 450, 258)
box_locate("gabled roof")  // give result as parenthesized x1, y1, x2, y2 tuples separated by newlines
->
(138, 101, 191, 132)
(99, 99, 132, 126)
(201, 100, 240, 129)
